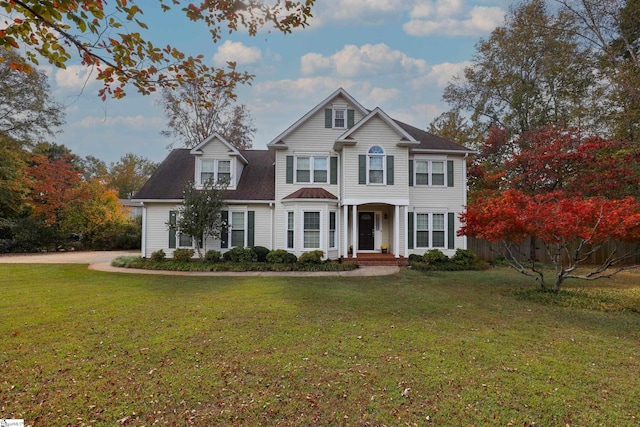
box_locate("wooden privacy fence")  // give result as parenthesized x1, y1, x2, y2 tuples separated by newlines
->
(467, 237, 640, 265)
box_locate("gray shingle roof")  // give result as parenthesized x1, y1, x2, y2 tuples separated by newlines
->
(134, 149, 275, 201)
(394, 120, 472, 152)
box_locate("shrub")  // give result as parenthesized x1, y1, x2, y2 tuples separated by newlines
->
(204, 250, 222, 263)
(150, 249, 166, 262)
(408, 253, 423, 263)
(223, 246, 258, 263)
(173, 248, 195, 262)
(423, 249, 448, 264)
(298, 250, 324, 264)
(452, 249, 479, 266)
(252, 246, 270, 262)
(266, 249, 297, 264)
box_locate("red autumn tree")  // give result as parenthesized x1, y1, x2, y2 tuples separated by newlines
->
(463, 126, 640, 291)
(25, 153, 88, 231)
(460, 190, 640, 291)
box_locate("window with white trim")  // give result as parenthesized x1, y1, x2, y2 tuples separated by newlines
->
(368, 146, 385, 184)
(287, 211, 295, 249)
(415, 212, 447, 249)
(303, 211, 321, 249)
(295, 155, 328, 183)
(178, 233, 194, 248)
(200, 159, 232, 184)
(329, 211, 337, 249)
(230, 211, 245, 248)
(414, 159, 445, 186)
(334, 108, 346, 128)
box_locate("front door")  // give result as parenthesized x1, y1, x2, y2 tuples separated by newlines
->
(358, 212, 375, 250)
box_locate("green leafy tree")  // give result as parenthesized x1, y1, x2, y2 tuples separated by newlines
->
(0, 134, 28, 220)
(428, 110, 480, 148)
(108, 153, 158, 199)
(79, 155, 109, 182)
(443, 0, 597, 137)
(160, 81, 256, 149)
(1, 1, 314, 100)
(176, 179, 228, 259)
(0, 47, 64, 144)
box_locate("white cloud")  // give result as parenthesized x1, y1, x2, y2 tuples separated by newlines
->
(404, 3, 504, 36)
(213, 40, 262, 67)
(301, 43, 429, 78)
(55, 65, 96, 89)
(312, 0, 406, 26)
(410, 60, 472, 89)
(74, 115, 164, 130)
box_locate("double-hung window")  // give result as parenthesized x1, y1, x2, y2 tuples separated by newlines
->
(334, 109, 346, 128)
(295, 156, 328, 183)
(303, 211, 321, 249)
(414, 159, 446, 186)
(329, 211, 337, 249)
(230, 211, 245, 247)
(201, 159, 231, 184)
(178, 233, 193, 248)
(415, 213, 446, 248)
(287, 211, 295, 249)
(368, 146, 385, 184)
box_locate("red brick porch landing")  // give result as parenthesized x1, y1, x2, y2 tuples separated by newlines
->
(342, 253, 408, 266)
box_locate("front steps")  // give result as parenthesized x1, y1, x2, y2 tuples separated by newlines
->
(342, 253, 408, 266)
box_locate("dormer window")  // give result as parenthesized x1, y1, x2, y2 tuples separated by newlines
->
(334, 108, 346, 128)
(200, 159, 231, 185)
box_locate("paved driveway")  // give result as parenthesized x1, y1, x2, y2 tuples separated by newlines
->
(0, 251, 400, 276)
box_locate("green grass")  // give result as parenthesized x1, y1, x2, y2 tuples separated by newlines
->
(1, 265, 639, 426)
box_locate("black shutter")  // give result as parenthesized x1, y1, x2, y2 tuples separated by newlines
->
(325, 109, 332, 128)
(347, 109, 355, 128)
(409, 160, 414, 187)
(447, 160, 454, 187)
(448, 212, 455, 249)
(408, 212, 414, 250)
(168, 210, 177, 249)
(286, 156, 293, 184)
(248, 211, 255, 247)
(358, 155, 366, 184)
(330, 156, 338, 185)
(387, 155, 394, 185)
(221, 210, 229, 249)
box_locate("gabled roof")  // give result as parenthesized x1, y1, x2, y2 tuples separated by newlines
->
(283, 187, 338, 200)
(190, 132, 249, 164)
(134, 149, 275, 201)
(334, 107, 419, 151)
(267, 87, 369, 149)
(394, 120, 475, 154)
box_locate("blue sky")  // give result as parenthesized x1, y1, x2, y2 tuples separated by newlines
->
(43, 0, 510, 164)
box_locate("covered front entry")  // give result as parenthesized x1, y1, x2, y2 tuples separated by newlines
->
(358, 212, 375, 250)
(343, 202, 409, 259)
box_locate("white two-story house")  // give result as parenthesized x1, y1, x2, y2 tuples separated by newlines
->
(135, 88, 474, 260)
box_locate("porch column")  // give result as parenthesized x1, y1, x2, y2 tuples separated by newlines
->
(342, 205, 349, 258)
(394, 204, 400, 258)
(352, 204, 358, 258)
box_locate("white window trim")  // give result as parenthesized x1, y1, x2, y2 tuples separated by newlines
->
(301, 210, 322, 250)
(367, 146, 386, 185)
(286, 210, 295, 250)
(332, 103, 347, 129)
(414, 211, 448, 249)
(177, 233, 195, 248)
(294, 154, 329, 184)
(227, 208, 248, 248)
(197, 158, 235, 188)
(329, 210, 337, 250)
(414, 156, 447, 187)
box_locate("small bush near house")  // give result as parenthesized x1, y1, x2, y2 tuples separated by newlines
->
(223, 246, 258, 263)
(298, 250, 324, 264)
(173, 248, 194, 262)
(204, 250, 222, 263)
(266, 249, 298, 264)
(252, 246, 270, 262)
(150, 249, 166, 262)
(423, 249, 449, 264)
(408, 253, 423, 263)
(452, 249, 479, 267)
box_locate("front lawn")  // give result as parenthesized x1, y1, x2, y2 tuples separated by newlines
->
(1, 265, 639, 426)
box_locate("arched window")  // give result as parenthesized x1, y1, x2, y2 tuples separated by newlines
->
(367, 145, 385, 184)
